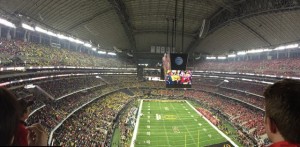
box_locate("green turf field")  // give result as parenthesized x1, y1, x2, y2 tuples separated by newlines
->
(131, 100, 236, 147)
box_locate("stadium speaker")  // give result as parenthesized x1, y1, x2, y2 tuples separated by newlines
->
(199, 19, 210, 38)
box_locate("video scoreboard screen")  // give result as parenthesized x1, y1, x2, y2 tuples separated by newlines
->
(165, 70, 192, 88)
(162, 53, 192, 88)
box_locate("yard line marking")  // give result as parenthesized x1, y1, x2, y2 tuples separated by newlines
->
(170, 103, 197, 146)
(144, 136, 226, 145)
(158, 101, 171, 146)
(130, 100, 143, 147)
(185, 100, 238, 147)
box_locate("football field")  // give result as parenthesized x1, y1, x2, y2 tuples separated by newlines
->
(131, 100, 237, 147)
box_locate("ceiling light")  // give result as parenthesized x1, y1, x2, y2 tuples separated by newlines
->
(57, 34, 68, 40)
(218, 56, 226, 60)
(75, 39, 84, 44)
(98, 51, 106, 54)
(35, 26, 47, 33)
(285, 44, 298, 49)
(67, 37, 76, 42)
(237, 51, 247, 55)
(108, 52, 116, 56)
(22, 23, 35, 31)
(228, 54, 236, 58)
(84, 43, 92, 48)
(206, 56, 216, 60)
(46, 31, 57, 37)
(274, 46, 285, 50)
(0, 18, 16, 28)
(247, 49, 264, 54)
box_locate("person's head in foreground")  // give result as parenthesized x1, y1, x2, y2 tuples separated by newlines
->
(264, 79, 300, 146)
(18, 98, 33, 122)
(0, 87, 48, 146)
(0, 87, 19, 145)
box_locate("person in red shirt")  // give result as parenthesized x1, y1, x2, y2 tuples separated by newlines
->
(263, 79, 300, 147)
(14, 99, 33, 146)
(0, 87, 48, 146)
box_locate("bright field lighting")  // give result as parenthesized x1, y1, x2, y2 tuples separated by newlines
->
(98, 51, 106, 54)
(218, 56, 227, 60)
(206, 56, 216, 60)
(22, 23, 35, 31)
(108, 52, 116, 55)
(0, 18, 16, 28)
(228, 54, 236, 58)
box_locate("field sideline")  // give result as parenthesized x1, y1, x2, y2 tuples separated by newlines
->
(130, 99, 237, 147)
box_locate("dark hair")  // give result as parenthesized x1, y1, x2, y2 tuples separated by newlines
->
(18, 99, 33, 116)
(264, 79, 300, 143)
(0, 87, 20, 145)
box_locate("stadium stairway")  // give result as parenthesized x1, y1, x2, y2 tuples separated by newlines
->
(120, 89, 135, 96)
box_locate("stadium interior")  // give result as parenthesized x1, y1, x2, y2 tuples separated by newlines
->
(0, 0, 299, 146)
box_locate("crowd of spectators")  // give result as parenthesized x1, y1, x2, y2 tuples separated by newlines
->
(53, 91, 133, 146)
(197, 85, 265, 109)
(26, 80, 139, 132)
(141, 81, 165, 88)
(196, 107, 219, 126)
(193, 78, 267, 109)
(3, 74, 107, 113)
(150, 89, 185, 97)
(194, 78, 224, 87)
(0, 38, 134, 67)
(194, 78, 267, 96)
(115, 104, 138, 146)
(1, 74, 271, 147)
(141, 86, 267, 146)
(0, 71, 142, 147)
(183, 90, 266, 146)
(101, 75, 138, 84)
(194, 58, 300, 77)
(0, 33, 296, 146)
(129, 88, 143, 97)
(37, 76, 105, 98)
(221, 81, 267, 96)
(215, 88, 264, 109)
(0, 66, 272, 147)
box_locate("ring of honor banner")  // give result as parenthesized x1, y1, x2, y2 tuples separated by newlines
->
(163, 53, 191, 88)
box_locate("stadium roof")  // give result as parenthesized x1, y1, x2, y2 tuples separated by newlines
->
(0, 0, 300, 57)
